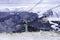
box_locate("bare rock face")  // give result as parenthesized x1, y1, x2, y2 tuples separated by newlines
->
(0, 18, 23, 33)
(27, 10, 54, 32)
(0, 10, 58, 32)
(43, 10, 53, 17)
(19, 11, 38, 22)
(28, 18, 53, 32)
(0, 11, 38, 32)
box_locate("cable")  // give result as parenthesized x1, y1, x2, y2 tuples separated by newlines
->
(53, 10, 59, 18)
(28, 0, 43, 11)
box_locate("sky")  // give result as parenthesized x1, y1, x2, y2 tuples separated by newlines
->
(0, 0, 60, 13)
(0, 0, 60, 6)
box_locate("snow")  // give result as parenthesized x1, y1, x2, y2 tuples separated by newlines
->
(0, 31, 60, 40)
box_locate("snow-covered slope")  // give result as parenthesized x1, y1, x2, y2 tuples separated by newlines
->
(0, 32, 60, 40)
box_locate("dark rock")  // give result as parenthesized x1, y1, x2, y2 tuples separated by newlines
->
(51, 21, 60, 31)
(19, 11, 38, 22)
(0, 11, 38, 32)
(28, 18, 53, 32)
(0, 18, 24, 32)
(0, 11, 54, 32)
(51, 21, 60, 25)
(43, 10, 53, 17)
(0, 12, 11, 22)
